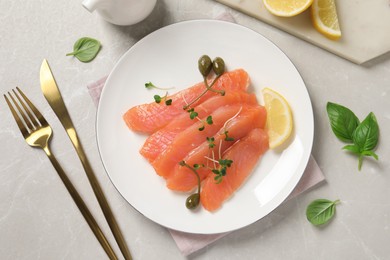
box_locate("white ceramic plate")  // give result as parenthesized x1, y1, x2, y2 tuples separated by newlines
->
(96, 20, 314, 234)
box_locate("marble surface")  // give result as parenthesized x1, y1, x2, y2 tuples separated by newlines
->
(0, 0, 389, 259)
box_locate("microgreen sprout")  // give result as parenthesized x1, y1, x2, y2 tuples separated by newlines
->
(145, 81, 174, 90)
(212, 159, 233, 184)
(206, 115, 213, 125)
(207, 137, 215, 148)
(218, 139, 222, 159)
(223, 131, 234, 142)
(187, 108, 198, 119)
(204, 154, 233, 184)
(198, 115, 213, 131)
(186, 108, 213, 131)
(154, 94, 162, 103)
(219, 106, 242, 141)
(153, 92, 172, 106)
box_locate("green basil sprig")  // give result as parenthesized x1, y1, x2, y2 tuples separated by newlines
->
(326, 102, 379, 170)
(66, 37, 101, 62)
(306, 199, 340, 226)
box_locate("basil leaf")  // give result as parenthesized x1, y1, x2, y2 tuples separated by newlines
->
(306, 199, 339, 226)
(66, 37, 101, 62)
(352, 112, 379, 152)
(342, 144, 361, 155)
(361, 150, 379, 160)
(326, 102, 360, 142)
(343, 143, 379, 171)
(357, 150, 379, 170)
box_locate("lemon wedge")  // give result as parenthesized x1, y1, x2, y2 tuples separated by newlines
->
(263, 0, 314, 17)
(311, 0, 341, 40)
(262, 88, 293, 149)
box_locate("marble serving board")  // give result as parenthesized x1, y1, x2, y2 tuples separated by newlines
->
(215, 0, 390, 64)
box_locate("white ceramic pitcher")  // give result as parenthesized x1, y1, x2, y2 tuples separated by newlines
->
(82, 0, 157, 26)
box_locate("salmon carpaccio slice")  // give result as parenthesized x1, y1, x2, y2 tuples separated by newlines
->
(123, 69, 249, 134)
(140, 91, 258, 163)
(166, 106, 267, 192)
(200, 128, 269, 211)
(152, 105, 246, 179)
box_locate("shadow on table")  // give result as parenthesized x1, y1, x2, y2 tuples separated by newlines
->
(101, 0, 169, 43)
(362, 51, 390, 68)
(187, 192, 328, 259)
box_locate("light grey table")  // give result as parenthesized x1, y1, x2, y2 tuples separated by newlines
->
(0, 1, 389, 259)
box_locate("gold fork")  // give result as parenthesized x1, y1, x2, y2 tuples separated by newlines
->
(4, 87, 118, 260)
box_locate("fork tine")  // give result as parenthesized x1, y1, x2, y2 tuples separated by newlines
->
(16, 87, 48, 126)
(8, 89, 35, 130)
(4, 94, 29, 137)
(12, 88, 40, 128)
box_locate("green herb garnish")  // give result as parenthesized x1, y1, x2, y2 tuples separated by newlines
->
(223, 130, 234, 142)
(306, 199, 340, 226)
(187, 109, 213, 131)
(212, 159, 233, 184)
(153, 92, 172, 106)
(146, 82, 174, 106)
(66, 37, 101, 63)
(197, 115, 213, 131)
(206, 115, 213, 125)
(154, 95, 162, 103)
(344, 112, 379, 169)
(207, 137, 215, 148)
(145, 82, 174, 90)
(187, 108, 198, 120)
(326, 102, 379, 170)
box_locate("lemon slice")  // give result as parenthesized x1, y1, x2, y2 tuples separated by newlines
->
(262, 88, 293, 149)
(263, 0, 314, 17)
(311, 0, 341, 40)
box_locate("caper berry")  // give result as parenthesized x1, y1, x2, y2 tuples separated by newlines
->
(186, 193, 200, 210)
(198, 55, 213, 77)
(212, 57, 225, 76)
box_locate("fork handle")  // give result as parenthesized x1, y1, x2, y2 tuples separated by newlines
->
(42, 146, 118, 260)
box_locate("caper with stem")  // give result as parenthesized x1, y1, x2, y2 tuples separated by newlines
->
(182, 55, 226, 110)
(186, 193, 200, 210)
(198, 55, 212, 77)
(212, 57, 225, 76)
(179, 161, 202, 210)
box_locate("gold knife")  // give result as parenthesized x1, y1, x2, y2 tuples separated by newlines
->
(40, 59, 132, 260)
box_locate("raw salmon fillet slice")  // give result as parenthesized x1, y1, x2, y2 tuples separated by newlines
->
(166, 106, 267, 191)
(200, 128, 269, 211)
(140, 91, 258, 163)
(123, 69, 249, 134)
(152, 105, 246, 179)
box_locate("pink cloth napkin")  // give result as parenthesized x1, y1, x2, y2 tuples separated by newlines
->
(87, 13, 325, 256)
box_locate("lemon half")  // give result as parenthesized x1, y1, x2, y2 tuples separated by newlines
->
(311, 0, 341, 40)
(263, 0, 314, 17)
(262, 88, 293, 149)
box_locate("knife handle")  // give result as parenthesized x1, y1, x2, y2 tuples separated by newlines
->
(43, 145, 118, 260)
(67, 129, 133, 260)
(40, 59, 132, 260)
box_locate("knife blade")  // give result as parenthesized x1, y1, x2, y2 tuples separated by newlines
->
(40, 59, 132, 260)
